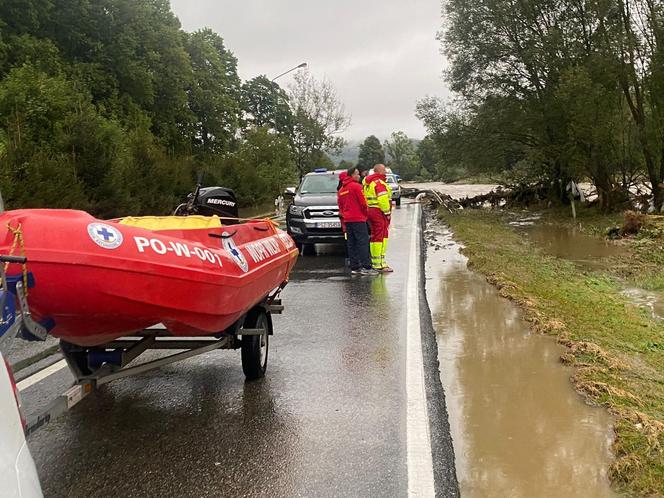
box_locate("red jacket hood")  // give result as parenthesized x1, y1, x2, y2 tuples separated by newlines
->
(339, 171, 348, 182)
(365, 173, 386, 184)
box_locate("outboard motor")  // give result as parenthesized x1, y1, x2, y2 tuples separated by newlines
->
(174, 186, 240, 224)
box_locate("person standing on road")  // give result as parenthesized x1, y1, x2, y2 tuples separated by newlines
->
(338, 167, 378, 276)
(364, 164, 393, 272)
(337, 171, 349, 267)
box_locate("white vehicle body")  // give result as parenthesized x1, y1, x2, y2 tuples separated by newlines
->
(0, 353, 42, 498)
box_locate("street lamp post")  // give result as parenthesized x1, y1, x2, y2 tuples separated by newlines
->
(271, 62, 308, 82)
(268, 62, 307, 132)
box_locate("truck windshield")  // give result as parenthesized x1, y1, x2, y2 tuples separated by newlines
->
(299, 175, 339, 194)
(386, 175, 397, 185)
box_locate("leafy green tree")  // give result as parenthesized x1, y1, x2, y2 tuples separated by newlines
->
(357, 135, 384, 171)
(0, 64, 109, 209)
(118, 127, 194, 216)
(0, 0, 353, 215)
(43, 0, 193, 149)
(239, 126, 298, 200)
(241, 75, 292, 134)
(185, 28, 241, 155)
(417, 136, 448, 180)
(556, 66, 628, 211)
(1, 34, 61, 75)
(0, 0, 53, 39)
(610, 0, 664, 209)
(439, 0, 591, 199)
(384, 131, 418, 180)
(208, 127, 297, 205)
(288, 70, 350, 176)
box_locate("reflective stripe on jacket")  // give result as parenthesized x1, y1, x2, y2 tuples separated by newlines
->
(363, 174, 392, 215)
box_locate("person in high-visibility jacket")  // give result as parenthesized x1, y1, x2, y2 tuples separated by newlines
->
(363, 163, 393, 272)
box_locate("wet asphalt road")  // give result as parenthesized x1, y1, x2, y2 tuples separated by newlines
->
(15, 203, 457, 497)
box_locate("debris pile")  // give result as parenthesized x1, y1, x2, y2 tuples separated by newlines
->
(401, 187, 462, 212)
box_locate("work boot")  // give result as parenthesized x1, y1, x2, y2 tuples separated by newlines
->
(361, 268, 380, 276)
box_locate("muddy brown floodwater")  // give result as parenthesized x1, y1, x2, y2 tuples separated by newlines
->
(406, 182, 499, 199)
(516, 219, 664, 320)
(426, 221, 617, 497)
(517, 221, 626, 270)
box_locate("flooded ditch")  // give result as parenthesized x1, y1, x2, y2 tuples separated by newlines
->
(512, 216, 664, 320)
(425, 220, 617, 497)
(514, 220, 626, 270)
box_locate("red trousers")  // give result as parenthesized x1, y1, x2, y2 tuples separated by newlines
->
(368, 208, 389, 242)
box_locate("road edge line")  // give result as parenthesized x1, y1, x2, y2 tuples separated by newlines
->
(406, 203, 436, 496)
(18, 359, 67, 391)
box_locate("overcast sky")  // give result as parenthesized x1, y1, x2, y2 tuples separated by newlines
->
(169, 0, 449, 142)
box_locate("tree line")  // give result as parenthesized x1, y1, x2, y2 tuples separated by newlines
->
(0, 0, 349, 217)
(417, 0, 664, 211)
(340, 132, 444, 182)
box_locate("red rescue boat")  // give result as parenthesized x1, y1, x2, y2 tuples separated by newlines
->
(0, 209, 298, 347)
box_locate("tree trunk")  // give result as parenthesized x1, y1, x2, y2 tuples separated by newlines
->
(592, 169, 614, 213)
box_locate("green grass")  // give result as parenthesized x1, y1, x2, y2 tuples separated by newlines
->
(443, 209, 664, 497)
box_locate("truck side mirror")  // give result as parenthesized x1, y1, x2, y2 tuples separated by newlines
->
(283, 187, 296, 197)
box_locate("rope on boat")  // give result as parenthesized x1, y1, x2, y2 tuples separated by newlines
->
(3, 223, 29, 296)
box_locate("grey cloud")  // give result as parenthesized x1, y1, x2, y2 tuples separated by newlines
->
(170, 0, 449, 140)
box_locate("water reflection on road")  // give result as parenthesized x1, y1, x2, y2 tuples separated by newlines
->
(426, 222, 617, 497)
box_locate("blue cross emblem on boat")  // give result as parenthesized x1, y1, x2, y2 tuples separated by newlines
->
(87, 223, 124, 249)
(222, 234, 249, 273)
(97, 227, 115, 242)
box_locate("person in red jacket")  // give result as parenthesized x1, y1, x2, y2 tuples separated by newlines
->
(337, 171, 348, 234)
(337, 167, 378, 276)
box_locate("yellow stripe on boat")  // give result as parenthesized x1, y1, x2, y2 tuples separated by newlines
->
(118, 215, 223, 230)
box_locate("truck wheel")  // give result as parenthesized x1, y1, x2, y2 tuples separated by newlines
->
(395, 197, 401, 207)
(241, 310, 269, 380)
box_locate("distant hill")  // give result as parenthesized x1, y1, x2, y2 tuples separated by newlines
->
(330, 140, 361, 165)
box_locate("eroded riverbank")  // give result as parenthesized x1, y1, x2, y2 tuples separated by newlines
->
(425, 218, 617, 497)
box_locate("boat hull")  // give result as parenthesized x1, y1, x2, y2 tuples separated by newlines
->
(0, 209, 298, 346)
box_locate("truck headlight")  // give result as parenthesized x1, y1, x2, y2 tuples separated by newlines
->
(289, 205, 304, 216)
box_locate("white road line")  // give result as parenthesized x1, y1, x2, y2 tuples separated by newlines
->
(406, 203, 436, 497)
(17, 359, 67, 391)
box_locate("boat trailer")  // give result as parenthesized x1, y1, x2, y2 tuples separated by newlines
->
(0, 254, 285, 436)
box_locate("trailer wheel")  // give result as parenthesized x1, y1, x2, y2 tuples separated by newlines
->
(241, 310, 269, 380)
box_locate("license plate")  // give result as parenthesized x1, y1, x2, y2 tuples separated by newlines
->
(316, 221, 341, 228)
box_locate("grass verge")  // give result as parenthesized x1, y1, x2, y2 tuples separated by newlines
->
(442, 209, 664, 497)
